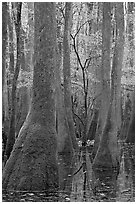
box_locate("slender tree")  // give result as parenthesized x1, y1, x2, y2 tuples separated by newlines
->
(2, 2, 8, 161)
(63, 2, 78, 150)
(2, 2, 8, 95)
(55, 33, 74, 191)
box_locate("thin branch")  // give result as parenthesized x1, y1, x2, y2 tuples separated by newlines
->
(70, 33, 84, 70)
(72, 108, 84, 127)
(73, 164, 83, 176)
(74, 20, 90, 38)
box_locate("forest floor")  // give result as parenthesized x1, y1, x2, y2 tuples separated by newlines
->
(2, 143, 135, 202)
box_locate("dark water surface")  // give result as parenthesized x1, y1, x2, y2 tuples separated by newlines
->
(2, 143, 135, 202)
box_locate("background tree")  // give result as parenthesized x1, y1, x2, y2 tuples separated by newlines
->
(63, 2, 78, 151)
(5, 3, 22, 160)
(55, 3, 74, 191)
(93, 2, 125, 170)
(2, 2, 8, 160)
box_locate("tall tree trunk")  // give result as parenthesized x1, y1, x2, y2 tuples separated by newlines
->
(55, 47, 74, 191)
(2, 2, 7, 96)
(2, 2, 8, 160)
(55, 35, 74, 189)
(108, 2, 124, 166)
(63, 2, 78, 150)
(92, 3, 111, 159)
(5, 3, 22, 160)
(93, 2, 124, 170)
(3, 3, 58, 191)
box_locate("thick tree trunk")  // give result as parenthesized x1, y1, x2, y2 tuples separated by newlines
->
(5, 3, 22, 160)
(3, 3, 58, 191)
(63, 3, 78, 151)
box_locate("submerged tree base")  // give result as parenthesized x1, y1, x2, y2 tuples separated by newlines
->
(2, 113, 59, 191)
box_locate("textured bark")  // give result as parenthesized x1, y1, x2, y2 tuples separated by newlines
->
(5, 3, 22, 160)
(63, 3, 78, 150)
(3, 3, 58, 191)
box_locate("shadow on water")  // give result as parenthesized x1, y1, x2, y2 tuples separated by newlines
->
(2, 143, 135, 202)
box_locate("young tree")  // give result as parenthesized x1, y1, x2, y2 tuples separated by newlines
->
(3, 3, 58, 191)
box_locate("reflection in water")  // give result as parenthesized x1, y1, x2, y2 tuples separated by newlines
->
(117, 143, 135, 201)
(91, 168, 118, 201)
(2, 143, 135, 202)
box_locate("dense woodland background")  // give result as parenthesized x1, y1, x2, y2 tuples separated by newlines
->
(2, 2, 135, 199)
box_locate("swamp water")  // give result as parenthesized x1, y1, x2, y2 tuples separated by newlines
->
(2, 143, 135, 202)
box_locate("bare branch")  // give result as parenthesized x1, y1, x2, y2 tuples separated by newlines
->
(74, 20, 90, 38)
(58, 6, 65, 19)
(72, 108, 84, 127)
(70, 33, 84, 70)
